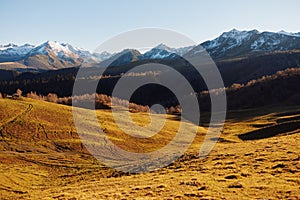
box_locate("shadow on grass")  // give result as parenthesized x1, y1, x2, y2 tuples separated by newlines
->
(238, 121, 300, 140)
(276, 115, 300, 123)
(274, 110, 300, 117)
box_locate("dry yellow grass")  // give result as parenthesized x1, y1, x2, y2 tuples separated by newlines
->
(0, 98, 299, 199)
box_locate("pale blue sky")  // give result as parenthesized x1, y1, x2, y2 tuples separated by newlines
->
(1, 0, 300, 50)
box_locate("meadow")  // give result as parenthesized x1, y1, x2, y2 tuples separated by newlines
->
(0, 98, 299, 199)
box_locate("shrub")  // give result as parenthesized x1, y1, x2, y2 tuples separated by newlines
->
(26, 91, 45, 100)
(16, 89, 22, 96)
(46, 93, 58, 103)
(166, 105, 181, 114)
(26, 91, 152, 113)
(57, 97, 72, 106)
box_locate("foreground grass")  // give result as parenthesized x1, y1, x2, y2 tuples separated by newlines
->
(0, 98, 299, 199)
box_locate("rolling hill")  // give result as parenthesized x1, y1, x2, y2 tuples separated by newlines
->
(0, 97, 299, 199)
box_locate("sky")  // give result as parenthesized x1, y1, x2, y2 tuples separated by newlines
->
(1, 0, 300, 51)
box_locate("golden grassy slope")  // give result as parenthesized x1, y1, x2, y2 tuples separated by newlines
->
(0, 98, 299, 199)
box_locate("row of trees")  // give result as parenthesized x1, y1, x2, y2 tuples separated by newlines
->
(198, 67, 300, 110)
(25, 91, 153, 113)
(25, 91, 182, 114)
(4, 67, 299, 114)
(0, 89, 22, 99)
(1, 88, 180, 114)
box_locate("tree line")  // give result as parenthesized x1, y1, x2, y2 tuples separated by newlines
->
(1, 67, 299, 113)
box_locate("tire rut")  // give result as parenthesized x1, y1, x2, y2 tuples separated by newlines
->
(0, 104, 33, 137)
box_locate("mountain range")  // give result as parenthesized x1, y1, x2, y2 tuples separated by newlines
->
(1, 29, 300, 72)
(198, 29, 300, 59)
(1, 29, 300, 111)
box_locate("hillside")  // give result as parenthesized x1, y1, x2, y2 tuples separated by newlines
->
(0, 98, 299, 199)
(198, 67, 300, 111)
(1, 66, 299, 114)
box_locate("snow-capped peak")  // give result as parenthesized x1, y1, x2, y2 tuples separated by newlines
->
(0, 43, 35, 59)
(191, 29, 300, 59)
(142, 44, 174, 59)
(0, 43, 34, 51)
(61, 43, 114, 62)
(277, 30, 300, 37)
(154, 43, 173, 51)
(97, 51, 111, 57)
(220, 29, 258, 45)
(0, 43, 18, 50)
(61, 43, 92, 54)
(142, 43, 195, 59)
(198, 29, 260, 55)
(2, 29, 300, 65)
(29, 41, 79, 59)
(46, 41, 78, 57)
(0, 41, 114, 63)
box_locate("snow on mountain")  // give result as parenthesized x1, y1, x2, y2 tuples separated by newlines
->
(199, 29, 259, 55)
(277, 30, 300, 37)
(18, 41, 85, 70)
(0, 43, 18, 51)
(249, 32, 280, 50)
(220, 29, 257, 46)
(0, 43, 35, 59)
(28, 41, 79, 59)
(249, 31, 300, 51)
(154, 43, 173, 52)
(1, 29, 300, 67)
(93, 51, 113, 62)
(61, 43, 91, 58)
(142, 43, 195, 59)
(142, 44, 174, 59)
(0, 41, 114, 65)
(187, 29, 300, 59)
(60, 43, 111, 62)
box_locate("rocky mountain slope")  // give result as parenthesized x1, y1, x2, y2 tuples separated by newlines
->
(188, 29, 300, 60)
(2, 29, 300, 72)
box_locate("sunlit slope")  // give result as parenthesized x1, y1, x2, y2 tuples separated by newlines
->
(0, 98, 299, 199)
(0, 98, 206, 154)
